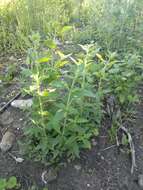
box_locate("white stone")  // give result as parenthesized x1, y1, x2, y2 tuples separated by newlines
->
(74, 165, 81, 170)
(11, 99, 33, 109)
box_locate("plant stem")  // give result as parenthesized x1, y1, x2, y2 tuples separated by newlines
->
(62, 67, 79, 135)
(35, 60, 45, 128)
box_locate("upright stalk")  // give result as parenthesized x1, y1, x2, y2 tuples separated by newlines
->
(62, 67, 79, 135)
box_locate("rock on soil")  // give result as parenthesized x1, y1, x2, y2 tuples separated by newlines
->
(1, 111, 13, 125)
(41, 168, 58, 184)
(11, 99, 33, 109)
(0, 131, 15, 152)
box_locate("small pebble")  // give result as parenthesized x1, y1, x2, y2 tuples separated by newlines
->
(92, 141, 97, 146)
(87, 184, 90, 187)
(97, 152, 101, 156)
(101, 156, 104, 160)
(9, 56, 16, 61)
(0, 131, 15, 152)
(91, 139, 97, 146)
(88, 169, 93, 174)
(41, 168, 57, 184)
(74, 165, 81, 171)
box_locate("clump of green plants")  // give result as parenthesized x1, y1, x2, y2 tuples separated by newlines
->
(21, 33, 101, 163)
(0, 0, 74, 52)
(0, 176, 20, 190)
(1, 0, 143, 57)
(21, 33, 143, 164)
(0, 63, 17, 84)
(72, 0, 143, 56)
(97, 51, 143, 140)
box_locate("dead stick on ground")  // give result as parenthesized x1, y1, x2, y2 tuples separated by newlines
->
(101, 144, 116, 151)
(117, 126, 136, 174)
(0, 92, 21, 114)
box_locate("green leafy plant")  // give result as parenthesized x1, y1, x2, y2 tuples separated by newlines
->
(72, 0, 143, 56)
(21, 32, 142, 164)
(0, 0, 74, 52)
(0, 176, 20, 190)
(21, 34, 101, 163)
(93, 50, 143, 140)
(0, 63, 17, 84)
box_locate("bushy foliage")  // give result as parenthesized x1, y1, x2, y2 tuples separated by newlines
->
(0, 176, 20, 190)
(21, 34, 143, 163)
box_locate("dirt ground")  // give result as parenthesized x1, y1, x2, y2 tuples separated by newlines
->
(0, 56, 143, 190)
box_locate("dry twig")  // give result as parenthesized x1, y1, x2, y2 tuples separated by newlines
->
(0, 92, 21, 114)
(116, 126, 136, 174)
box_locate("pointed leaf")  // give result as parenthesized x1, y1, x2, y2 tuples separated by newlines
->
(37, 57, 51, 63)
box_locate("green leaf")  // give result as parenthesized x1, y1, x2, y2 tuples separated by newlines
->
(45, 39, 57, 49)
(37, 57, 51, 63)
(83, 139, 91, 149)
(55, 60, 68, 68)
(60, 26, 72, 35)
(66, 136, 76, 145)
(6, 176, 17, 189)
(39, 89, 49, 97)
(76, 118, 88, 123)
(50, 110, 64, 133)
(51, 80, 68, 89)
(38, 111, 49, 116)
(122, 134, 128, 145)
(82, 89, 96, 98)
(0, 179, 6, 190)
(119, 95, 125, 104)
(72, 143, 80, 157)
(21, 68, 32, 77)
(93, 128, 99, 136)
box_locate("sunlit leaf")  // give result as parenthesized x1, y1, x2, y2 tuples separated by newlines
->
(55, 60, 68, 68)
(37, 57, 51, 63)
(38, 111, 49, 116)
(96, 53, 104, 61)
(39, 89, 49, 97)
(45, 39, 57, 49)
(60, 26, 72, 35)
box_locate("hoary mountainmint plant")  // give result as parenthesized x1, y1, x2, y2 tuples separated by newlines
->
(21, 33, 142, 164)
